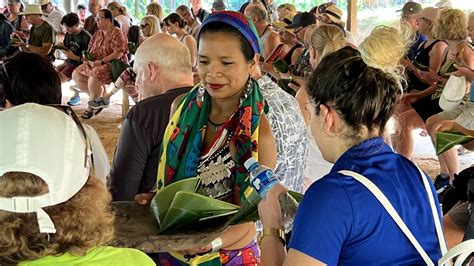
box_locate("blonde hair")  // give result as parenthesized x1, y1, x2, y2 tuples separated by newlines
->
(277, 3, 297, 19)
(0, 173, 114, 264)
(308, 24, 347, 65)
(358, 25, 409, 93)
(435, 8, 468, 40)
(147, 2, 163, 22)
(107, 2, 128, 16)
(141, 15, 161, 37)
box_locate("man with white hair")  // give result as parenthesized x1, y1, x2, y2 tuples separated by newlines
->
(244, 3, 280, 61)
(109, 33, 193, 201)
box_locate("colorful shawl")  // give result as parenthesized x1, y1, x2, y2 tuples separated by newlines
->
(157, 79, 268, 203)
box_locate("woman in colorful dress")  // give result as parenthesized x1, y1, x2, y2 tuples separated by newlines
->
(71, 8, 128, 119)
(141, 11, 276, 265)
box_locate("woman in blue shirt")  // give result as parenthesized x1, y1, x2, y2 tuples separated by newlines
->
(257, 26, 444, 265)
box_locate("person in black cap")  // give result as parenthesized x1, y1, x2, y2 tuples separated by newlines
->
(398, 1, 426, 60)
(285, 12, 317, 79)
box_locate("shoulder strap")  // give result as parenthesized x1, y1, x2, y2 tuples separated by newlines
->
(338, 169, 445, 266)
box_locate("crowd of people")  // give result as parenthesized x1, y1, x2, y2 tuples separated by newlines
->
(1, 0, 473, 265)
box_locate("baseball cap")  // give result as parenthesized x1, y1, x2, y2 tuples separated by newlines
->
(0, 103, 91, 234)
(285, 12, 316, 29)
(397, 2, 422, 15)
(414, 7, 440, 22)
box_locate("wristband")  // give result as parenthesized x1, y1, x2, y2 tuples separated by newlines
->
(210, 237, 223, 253)
(260, 227, 286, 246)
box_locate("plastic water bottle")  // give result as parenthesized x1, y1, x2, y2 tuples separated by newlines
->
(244, 157, 299, 233)
(244, 157, 280, 198)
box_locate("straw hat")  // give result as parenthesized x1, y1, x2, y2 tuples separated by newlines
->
(273, 21, 294, 34)
(39, 0, 51, 5)
(19, 4, 46, 15)
(323, 5, 344, 26)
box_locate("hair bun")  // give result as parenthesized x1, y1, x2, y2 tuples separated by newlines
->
(358, 26, 409, 72)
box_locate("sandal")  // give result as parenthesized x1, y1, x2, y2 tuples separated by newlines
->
(88, 97, 110, 109)
(81, 108, 94, 119)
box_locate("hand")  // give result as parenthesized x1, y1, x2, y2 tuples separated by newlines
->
(260, 62, 273, 74)
(13, 30, 27, 40)
(65, 50, 75, 59)
(288, 77, 303, 92)
(258, 184, 288, 229)
(134, 192, 155, 205)
(402, 58, 415, 72)
(447, 64, 473, 78)
(423, 69, 441, 85)
(401, 93, 419, 104)
(435, 120, 461, 133)
(179, 244, 212, 256)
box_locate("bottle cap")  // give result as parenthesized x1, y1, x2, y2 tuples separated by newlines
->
(244, 157, 258, 170)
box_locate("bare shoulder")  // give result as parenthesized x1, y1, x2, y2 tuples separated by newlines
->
(170, 94, 187, 118)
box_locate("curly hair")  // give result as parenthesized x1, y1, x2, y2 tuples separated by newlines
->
(0, 172, 114, 264)
(435, 8, 467, 40)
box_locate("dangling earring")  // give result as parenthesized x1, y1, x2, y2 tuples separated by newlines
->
(197, 82, 206, 103)
(240, 78, 253, 104)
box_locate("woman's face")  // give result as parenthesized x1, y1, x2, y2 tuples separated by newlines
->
(7, 2, 20, 14)
(278, 30, 295, 44)
(97, 11, 109, 30)
(166, 21, 178, 34)
(417, 17, 432, 36)
(140, 21, 151, 37)
(468, 17, 474, 41)
(197, 33, 257, 102)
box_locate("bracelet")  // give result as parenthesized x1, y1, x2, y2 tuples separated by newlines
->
(259, 227, 286, 246)
(210, 237, 223, 253)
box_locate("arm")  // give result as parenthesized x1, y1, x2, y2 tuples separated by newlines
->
(24, 42, 53, 56)
(258, 114, 277, 170)
(436, 120, 474, 151)
(291, 47, 304, 66)
(263, 32, 281, 62)
(184, 35, 197, 67)
(413, 42, 447, 85)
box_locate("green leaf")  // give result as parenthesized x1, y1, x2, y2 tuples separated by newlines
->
(436, 131, 474, 155)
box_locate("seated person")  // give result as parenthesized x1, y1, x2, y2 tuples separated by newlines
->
(109, 34, 193, 201)
(17, 4, 56, 59)
(0, 52, 110, 181)
(56, 12, 92, 83)
(0, 103, 154, 265)
(71, 8, 127, 119)
(0, 14, 14, 57)
(136, 11, 276, 265)
(258, 27, 443, 265)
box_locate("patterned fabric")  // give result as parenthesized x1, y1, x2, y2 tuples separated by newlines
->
(157, 241, 260, 266)
(43, 8, 64, 33)
(75, 27, 128, 84)
(157, 80, 267, 202)
(258, 75, 308, 193)
(198, 11, 262, 55)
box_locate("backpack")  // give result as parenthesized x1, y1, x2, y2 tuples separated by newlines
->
(340, 167, 474, 266)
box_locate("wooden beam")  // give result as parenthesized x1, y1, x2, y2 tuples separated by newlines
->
(347, 0, 357, 36)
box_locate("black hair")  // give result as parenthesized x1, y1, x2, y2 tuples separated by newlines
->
(198, 22, 255, 62)
(77, 4, 86, 10)
(100, 8, 113, 23)
(163, 13, 186, 28)
(307, 46, 401, 142)
(61, 12, 80, 27)
(0, 52, 61, 106)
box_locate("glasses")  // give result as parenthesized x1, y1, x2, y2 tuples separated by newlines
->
(294, 26, 305, 34)
(95, 16, 106, 21)
(47, 104, 92, 169)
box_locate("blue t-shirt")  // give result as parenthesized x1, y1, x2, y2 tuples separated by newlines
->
(408, 32, 428, 61)
(289, 137, 442, 265)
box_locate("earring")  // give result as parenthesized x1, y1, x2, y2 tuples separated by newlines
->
(240, 78, 253, 104)
(197, 83, 206, 103)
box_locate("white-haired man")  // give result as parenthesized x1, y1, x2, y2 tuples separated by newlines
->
(109, 33, 193, 201)
(244, 3, 280, 61)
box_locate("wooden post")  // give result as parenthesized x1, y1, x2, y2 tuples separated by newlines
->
(347, 0, 357, 36)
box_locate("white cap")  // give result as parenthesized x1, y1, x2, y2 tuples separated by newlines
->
(439, 75, 466, 112)
(0, 103, 90, 234)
